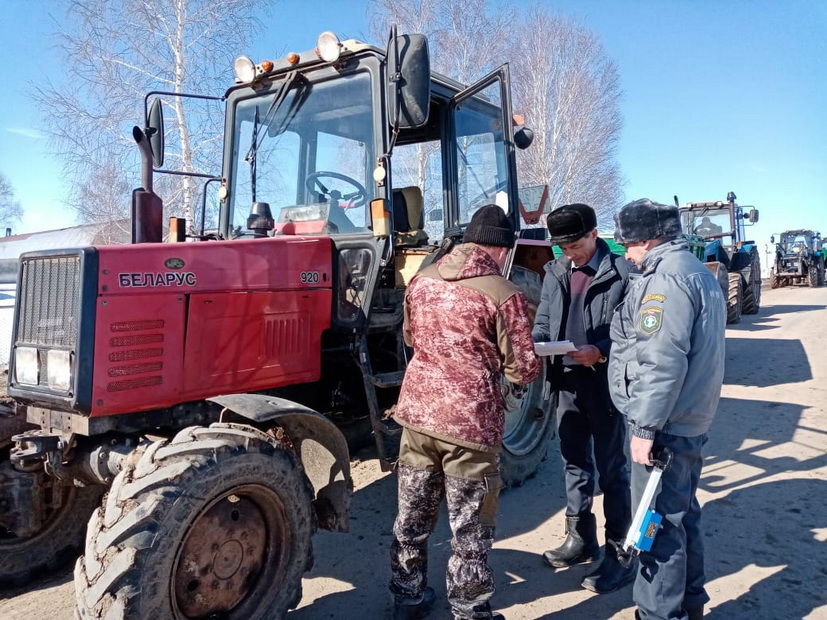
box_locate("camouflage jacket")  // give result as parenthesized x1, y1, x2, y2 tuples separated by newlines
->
(394, 243, 541, 453)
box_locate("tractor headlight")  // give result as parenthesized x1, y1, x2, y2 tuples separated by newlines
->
(233, 56, 256, 83)
(14, 346, 39, 386)
(46, 349, 72, 392)
(316, 31, 341, 63)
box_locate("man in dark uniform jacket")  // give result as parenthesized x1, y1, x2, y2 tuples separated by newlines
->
(533, 203, 636, 593)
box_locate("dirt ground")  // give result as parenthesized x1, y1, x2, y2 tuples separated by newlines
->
(1, 286, 826, 619)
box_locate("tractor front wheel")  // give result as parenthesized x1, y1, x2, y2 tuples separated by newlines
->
(808, 265, 819, 288)
(75, 424, 314, 619)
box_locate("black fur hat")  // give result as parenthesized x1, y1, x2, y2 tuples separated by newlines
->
(546, 203, 597, 245)
(614, 198, 682, 243)
(463, 204, 515, 247)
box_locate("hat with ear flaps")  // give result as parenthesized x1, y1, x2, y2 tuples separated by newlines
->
(614, 198, 682, 243)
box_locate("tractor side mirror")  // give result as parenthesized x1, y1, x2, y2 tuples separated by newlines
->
(147, 98, 165, 168)
(386, 30, 431, 130)
(770, 235, 775, 244)
(514, 126, 534, 149)
(748, 208, 759, 223)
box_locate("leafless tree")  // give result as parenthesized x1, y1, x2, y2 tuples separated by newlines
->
(0, 173, 23, 232)
(369, 1, 623, 228)
(33, 0, 262, 233)
(512, 7, 623, 225)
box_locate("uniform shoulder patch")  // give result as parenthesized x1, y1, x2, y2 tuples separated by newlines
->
(642, 293, 666, 304)
(639, 306, 663, 334)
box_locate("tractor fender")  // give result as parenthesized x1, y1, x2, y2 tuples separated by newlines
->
(207, 393, 352, 532)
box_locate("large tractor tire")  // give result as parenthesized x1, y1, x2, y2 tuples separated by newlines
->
(770, 269, 781, 289)
(76, 424, 314, 619)
(808, 265, 819, 288)
(726, 272, 743, 324)
(737, 250, 761, 314)
(501, 364, 554, 487)
(0, 459, 104, 585)
(501, 266, 556, 487)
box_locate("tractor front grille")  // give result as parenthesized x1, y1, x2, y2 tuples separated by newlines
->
(17, 255, 82, 350)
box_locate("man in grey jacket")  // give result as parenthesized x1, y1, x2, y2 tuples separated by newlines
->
(609, 199, 726, 620)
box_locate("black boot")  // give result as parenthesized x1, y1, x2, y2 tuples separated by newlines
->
(543, 513, 599, 568)
(581, 539, 636, 593)
(394, 587, 435, 620)
(452, 601, 504, 619)
(686, 605, 704, 620)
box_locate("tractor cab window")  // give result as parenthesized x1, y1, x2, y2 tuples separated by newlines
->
(229, 71, 375, 236)
(781, 234, 810, 254)
(682, 209, 732, 246)
(453, 82, 510, 226)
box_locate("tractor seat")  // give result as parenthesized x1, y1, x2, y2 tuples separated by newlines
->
(392, 186, 428, 247)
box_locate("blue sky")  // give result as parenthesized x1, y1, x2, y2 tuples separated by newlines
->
(1, 0, 825, 264)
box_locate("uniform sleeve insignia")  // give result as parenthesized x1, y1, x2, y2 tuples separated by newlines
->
(639, 306, 663, 334)
(642, 293, 666, 304)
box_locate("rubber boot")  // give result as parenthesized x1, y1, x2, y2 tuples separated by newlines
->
(543, 513, 599, 568)
(581, 539, 636, 593)
(393, 586, 436, 620)
(686, 605, 704, 620)
(452, 601, 505, 620)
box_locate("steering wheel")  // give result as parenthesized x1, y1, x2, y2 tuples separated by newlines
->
(306, 171, 368, 209)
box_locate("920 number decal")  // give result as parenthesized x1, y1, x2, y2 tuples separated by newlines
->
(300, 271, 320, 284)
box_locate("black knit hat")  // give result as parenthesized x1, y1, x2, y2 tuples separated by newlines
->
(546, 203, 597, 245)
(463, 204, 515, 247)
(614, 198, 682, 243)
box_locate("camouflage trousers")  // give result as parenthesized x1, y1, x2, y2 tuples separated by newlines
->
(389, 428, 502, 619)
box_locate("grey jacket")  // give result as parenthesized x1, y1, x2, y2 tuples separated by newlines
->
(533, 238, 633, 365)
(609, 239, 726, 439)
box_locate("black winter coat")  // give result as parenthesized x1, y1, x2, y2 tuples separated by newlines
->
(532, 238, 633, 380)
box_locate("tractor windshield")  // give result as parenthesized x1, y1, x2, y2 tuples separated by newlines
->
(780, 233, 811, 254)
(681, 208, 732, 245)
(228, 71, 375, 236)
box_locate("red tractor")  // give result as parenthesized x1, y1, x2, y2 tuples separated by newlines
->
(1, 30, 555, 617)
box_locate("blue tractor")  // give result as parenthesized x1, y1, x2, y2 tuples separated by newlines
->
(679, 192, 761, 323)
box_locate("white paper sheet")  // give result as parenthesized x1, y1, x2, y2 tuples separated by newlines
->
(534, 340, 578, 357)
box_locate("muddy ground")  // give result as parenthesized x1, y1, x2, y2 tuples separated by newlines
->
(2, 286, 826, 619)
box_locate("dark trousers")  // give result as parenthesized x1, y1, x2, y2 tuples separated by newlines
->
(557, 366, 631, 541)
(390, 428, 502, 619)
(632, 432, 709, 620)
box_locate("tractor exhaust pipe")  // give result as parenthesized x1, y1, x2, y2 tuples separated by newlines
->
(131, 126, 163, 243)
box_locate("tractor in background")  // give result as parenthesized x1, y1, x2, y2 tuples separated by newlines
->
(678, 192, 761, 324)
(770, 229, 825, 288)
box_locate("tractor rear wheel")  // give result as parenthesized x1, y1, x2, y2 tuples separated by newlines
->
(0, 459, 104, 585)
(75, 424, 314, 619)
(501, 363, 554, 487)
(727, 272, 742, 324)
(739, 250, 761, 314)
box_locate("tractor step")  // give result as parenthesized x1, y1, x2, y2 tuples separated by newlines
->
(371, 371, 405, 388)
(375, 418, 403, 436)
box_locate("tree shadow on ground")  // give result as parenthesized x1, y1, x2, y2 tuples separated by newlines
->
(723, 338, 811, 387)
(703, 479, 827, 619)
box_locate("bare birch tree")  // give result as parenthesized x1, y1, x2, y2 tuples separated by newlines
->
(369, 1, 623, 227)
(33, 0, 261, 235)
(512, 7, 623, 225)
(0, 173, 23, 231)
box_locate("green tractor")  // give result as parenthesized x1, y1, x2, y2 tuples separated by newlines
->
(770, 229, 825, 288)
(677, 192, 761, 324)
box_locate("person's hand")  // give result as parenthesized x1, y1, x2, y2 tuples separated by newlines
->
(567, 344, 602, 366)
(630, 435, 654, 465)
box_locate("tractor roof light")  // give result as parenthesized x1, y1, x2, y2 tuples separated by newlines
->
(233, 56, 256, 83)
(316, 31, 341, 62)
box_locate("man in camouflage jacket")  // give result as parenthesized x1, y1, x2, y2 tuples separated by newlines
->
(389, 205, 540, 620)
